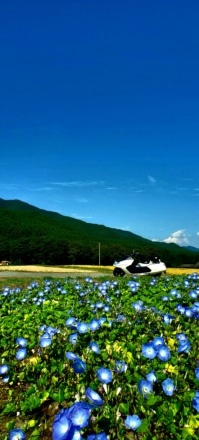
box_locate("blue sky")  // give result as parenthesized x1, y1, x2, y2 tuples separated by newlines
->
(1, 0, 199, 248)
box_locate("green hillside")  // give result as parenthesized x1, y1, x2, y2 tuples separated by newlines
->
(0, 198, 199, 267)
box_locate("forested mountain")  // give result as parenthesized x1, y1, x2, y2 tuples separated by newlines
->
(0, 198, 199, 267)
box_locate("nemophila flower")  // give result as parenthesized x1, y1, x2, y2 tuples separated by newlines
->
(89, 341, 100, 354)
(71, 429, 83, 440)
(189, 291, 198, 299)
(162, 313, 176, 325)
(192, 391, 199, 412)
(87, 433, 107, 439)
(184, 308, 193, 318)
(176, 304, 185, 314)
(90, 319, 100, 331)
(85, 387, 104, 406)
(0, 364, 9, 375)
(138, 379, 153, 398)
(73, 359, 86, 374)
(16, 348, 27, 360)
(99, 317, 106, 325)
(152, 336, 164, 349)
(77, 322, 89, 334)
(69, 333, 78, 344)
(39, 336, 52, 347)
(142, 343, 156, 360)
(161, 296, 169, 301)
(103, 305, 110, 312)
(114, 360, 127, 373)
(156, 345, 171, 362)
(162, 378, 175, 396)
(96, 367, 113, 384)
(65, 351, 79, 361)
(2, 375, 9, 383)
(16, 337, 27, 347)
(170, 289, 178, 297)
(9, 428, 26, 440)
(69, 407, 90, 429)
(146, 370, 157, 383)
(125, 414, 142, 431)
(115, 314, 126, 322)
(65, 317, 77, 329)
(176, 332, 187, 342)
(52, 412, 74, 440)
(178, 340, 191, 353)
(195, 368, 199, 380)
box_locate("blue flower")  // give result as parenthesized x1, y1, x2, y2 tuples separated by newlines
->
(77, 322, 89, 334)
(16, 337, 27, 347)
(69, 333, 78, 344)
(9, 429, 26, 440)
(162, 378, 175, 396)
(16, 348, 27, 360)
(152, 336, 164, 349)
(114, 360, 127, 373)
(156, 345, 171, 362)
(146, 370, 157, 383)
(177, 340, 191, 353)
(65, 317, 77, 328)
(87, 433, 107, 440)
(85, 387, 104, 406)
(65, 352, 79, 361)
(192, 391, 199, 412)
(96, 367, 113, 384)
(89, 341, 100, 354)
(195, 368, 199, 380)
(2, 375, 10, 383)
(89, 319, 100, 331)
(138, 379, 153, 398)
(0, 364, 9, 375)
(142, 343, 157, 359)
(40, 336, 52, 347)
(73, 359, 86, 374)
(125, 414, 142, 431)
(176, 333, 187, 342)
(69, 408, 90, 429)
(52, 411, 74, 440)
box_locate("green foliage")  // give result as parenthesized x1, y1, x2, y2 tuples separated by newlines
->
(0, 198, 199, 266)
(0, 274, 199, 438)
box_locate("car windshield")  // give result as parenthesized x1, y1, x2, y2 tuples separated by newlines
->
(117, 255, 133, 262)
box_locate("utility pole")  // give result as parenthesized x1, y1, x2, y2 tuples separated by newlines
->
(99, 242, 100, 266)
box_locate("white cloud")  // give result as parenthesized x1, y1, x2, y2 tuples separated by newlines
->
(148, 175, 156, 185)
(35, 187, 52, 191)
(51, 181, 104, 187)
(106, 187, 118, 190)
(70, 213, 94, 220)
(163, 230, 189, 245)
(197, 232, 199, 236)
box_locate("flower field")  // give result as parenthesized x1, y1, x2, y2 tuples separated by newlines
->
(1, 273, 199, 439)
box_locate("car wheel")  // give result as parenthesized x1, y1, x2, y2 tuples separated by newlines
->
(113, 268, 125, 277)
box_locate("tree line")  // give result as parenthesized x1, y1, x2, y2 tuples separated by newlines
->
(0, 206, 199, 267)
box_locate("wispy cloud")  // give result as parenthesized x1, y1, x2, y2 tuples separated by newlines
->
(106, 187, 118, 190)
(70, 213, 94, 220)
(148, 175, 156, 185)
(34, 187, 53, 191)
(163, 230, 189, 245)
(51, 181, 104, 187)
